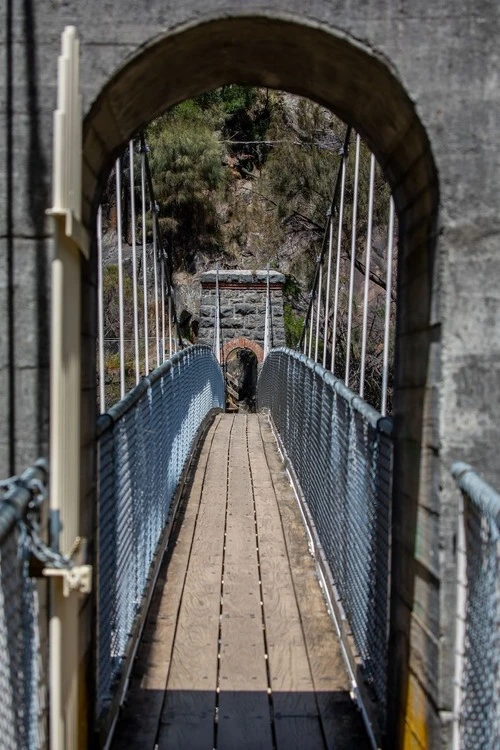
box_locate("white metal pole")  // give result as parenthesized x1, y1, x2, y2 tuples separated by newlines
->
(303, 329, 308, 355)
(308, 293, 315, 359)
(359, 152, 376, 399)
(264, 264, 270, 358)
(314, 262, 323, 362)
(168, 291, 173, 358)
(331, 153, 347, 376)
(116, 158, 126, 400)
(152, 204, 160, 369)
(97, 206, 106, 413)
(129, 141, 140, 384)
(141, 149, 149, 374)
(215, 266, 221, 362)
(161, 255, 166, 362)
(323, 210, 334, 368)
(381, 198, 395, 416)
(345, 133, 360, 388)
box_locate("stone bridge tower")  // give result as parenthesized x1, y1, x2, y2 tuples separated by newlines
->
(197, 270, 287, 410)
(197, 270, 286, 361)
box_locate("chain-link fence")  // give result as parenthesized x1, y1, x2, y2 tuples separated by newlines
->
(96, 345, 225, 727)
(452, 462, 500, 750)
(258, 347, 393, 729)
(0, 460, 49, 750)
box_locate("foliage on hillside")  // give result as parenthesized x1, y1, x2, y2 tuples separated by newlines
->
(103, 86, 396, 411)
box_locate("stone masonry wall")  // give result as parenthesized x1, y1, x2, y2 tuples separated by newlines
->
(197, 270, 286, 353)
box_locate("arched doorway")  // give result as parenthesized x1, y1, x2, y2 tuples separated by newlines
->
(225, 347, 259, 412)
(80, 14, 439, 749)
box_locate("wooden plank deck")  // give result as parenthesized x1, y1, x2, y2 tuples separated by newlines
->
(111, 414, 370, 750)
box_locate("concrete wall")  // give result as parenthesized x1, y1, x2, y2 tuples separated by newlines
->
(1, 2, 500, 747)
(197, 270, 286, 352)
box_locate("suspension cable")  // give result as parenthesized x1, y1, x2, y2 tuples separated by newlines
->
(215, 266, 221, 362)
(298, 125, 352, 353)
(140, 142, 149, 374)
(345, 132, 360, 387)
(116, 157, 126, 399)
(314, 260, 323, 362)
(152, 202, 161, 368)
(381, 198, 395, 416)
(331, 150, 347, 376)
(140, 132, 184, 352)
(129, 141, 140, 383)
(97, 205, 106, 413)
(161, 252, 166, 363)
(359, 152, 376, 398)
(323, 207, 334, 368)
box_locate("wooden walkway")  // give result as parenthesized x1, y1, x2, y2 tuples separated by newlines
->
(112, 414, 369, 750)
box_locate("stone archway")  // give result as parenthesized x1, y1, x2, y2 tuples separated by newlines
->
(222, 337, 264, 365)
(79, 12, 441, 749)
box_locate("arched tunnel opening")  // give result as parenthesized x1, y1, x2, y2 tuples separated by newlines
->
(225, 347, 259, 413)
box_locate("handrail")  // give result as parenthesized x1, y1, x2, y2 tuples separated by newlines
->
(451, 461, 500, 531)
(0, 459, 48, 544)
(270, 347, 393, 434)
(96, 345, 214, 438)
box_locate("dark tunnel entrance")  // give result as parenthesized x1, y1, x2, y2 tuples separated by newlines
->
(225, 348, 259, 413)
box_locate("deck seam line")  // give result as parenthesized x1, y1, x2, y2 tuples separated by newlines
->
(213, 413, 236, 749)
(257, 415, 329, 749)
(153, 414, 222, 749)
(246, 415, 278, 750)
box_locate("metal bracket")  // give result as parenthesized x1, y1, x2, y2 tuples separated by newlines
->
(43, 564, 92, 597)
(41, 536, 92, 596)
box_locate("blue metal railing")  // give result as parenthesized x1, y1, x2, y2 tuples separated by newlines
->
(452, 462, 500, 750)
(96, 345, 225, 733)
(0, 460, 48, 750)
(258, 348, 393, 736)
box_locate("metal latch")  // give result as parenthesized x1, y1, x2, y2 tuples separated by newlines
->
(42, 535, 93, 597)
(43, 563, 92, 597)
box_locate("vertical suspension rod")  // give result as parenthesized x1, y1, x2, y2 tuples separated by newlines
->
(264, 263, 271, 358)
(129, 141, 140, 383)
(161, 254, 166, 362)
(152, 202, 161, 368)
(298, 125, 352, 352)
(381, 198, 395, 416)
(345, 132, 361, 388)
(97, 205, 106, 412)
(141, 133, 184, 350)
(331, 150, 347, 376)
(168, 292, 173, 358)
(323, 208, 334, 368)
(314, 260, 322, 362)
(308, 293, 315, 359)
(359, 152, 376, 398)
(116, 157, 126, 399)
(215, 265, 221, 362)
(140, 143, 149, 374)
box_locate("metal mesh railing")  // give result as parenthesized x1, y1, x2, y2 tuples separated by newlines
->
(258, 348, 393, 722)
(96, 345, 225, 722)
(452, 462, 500, 750)
(0, 461, 48, 750)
